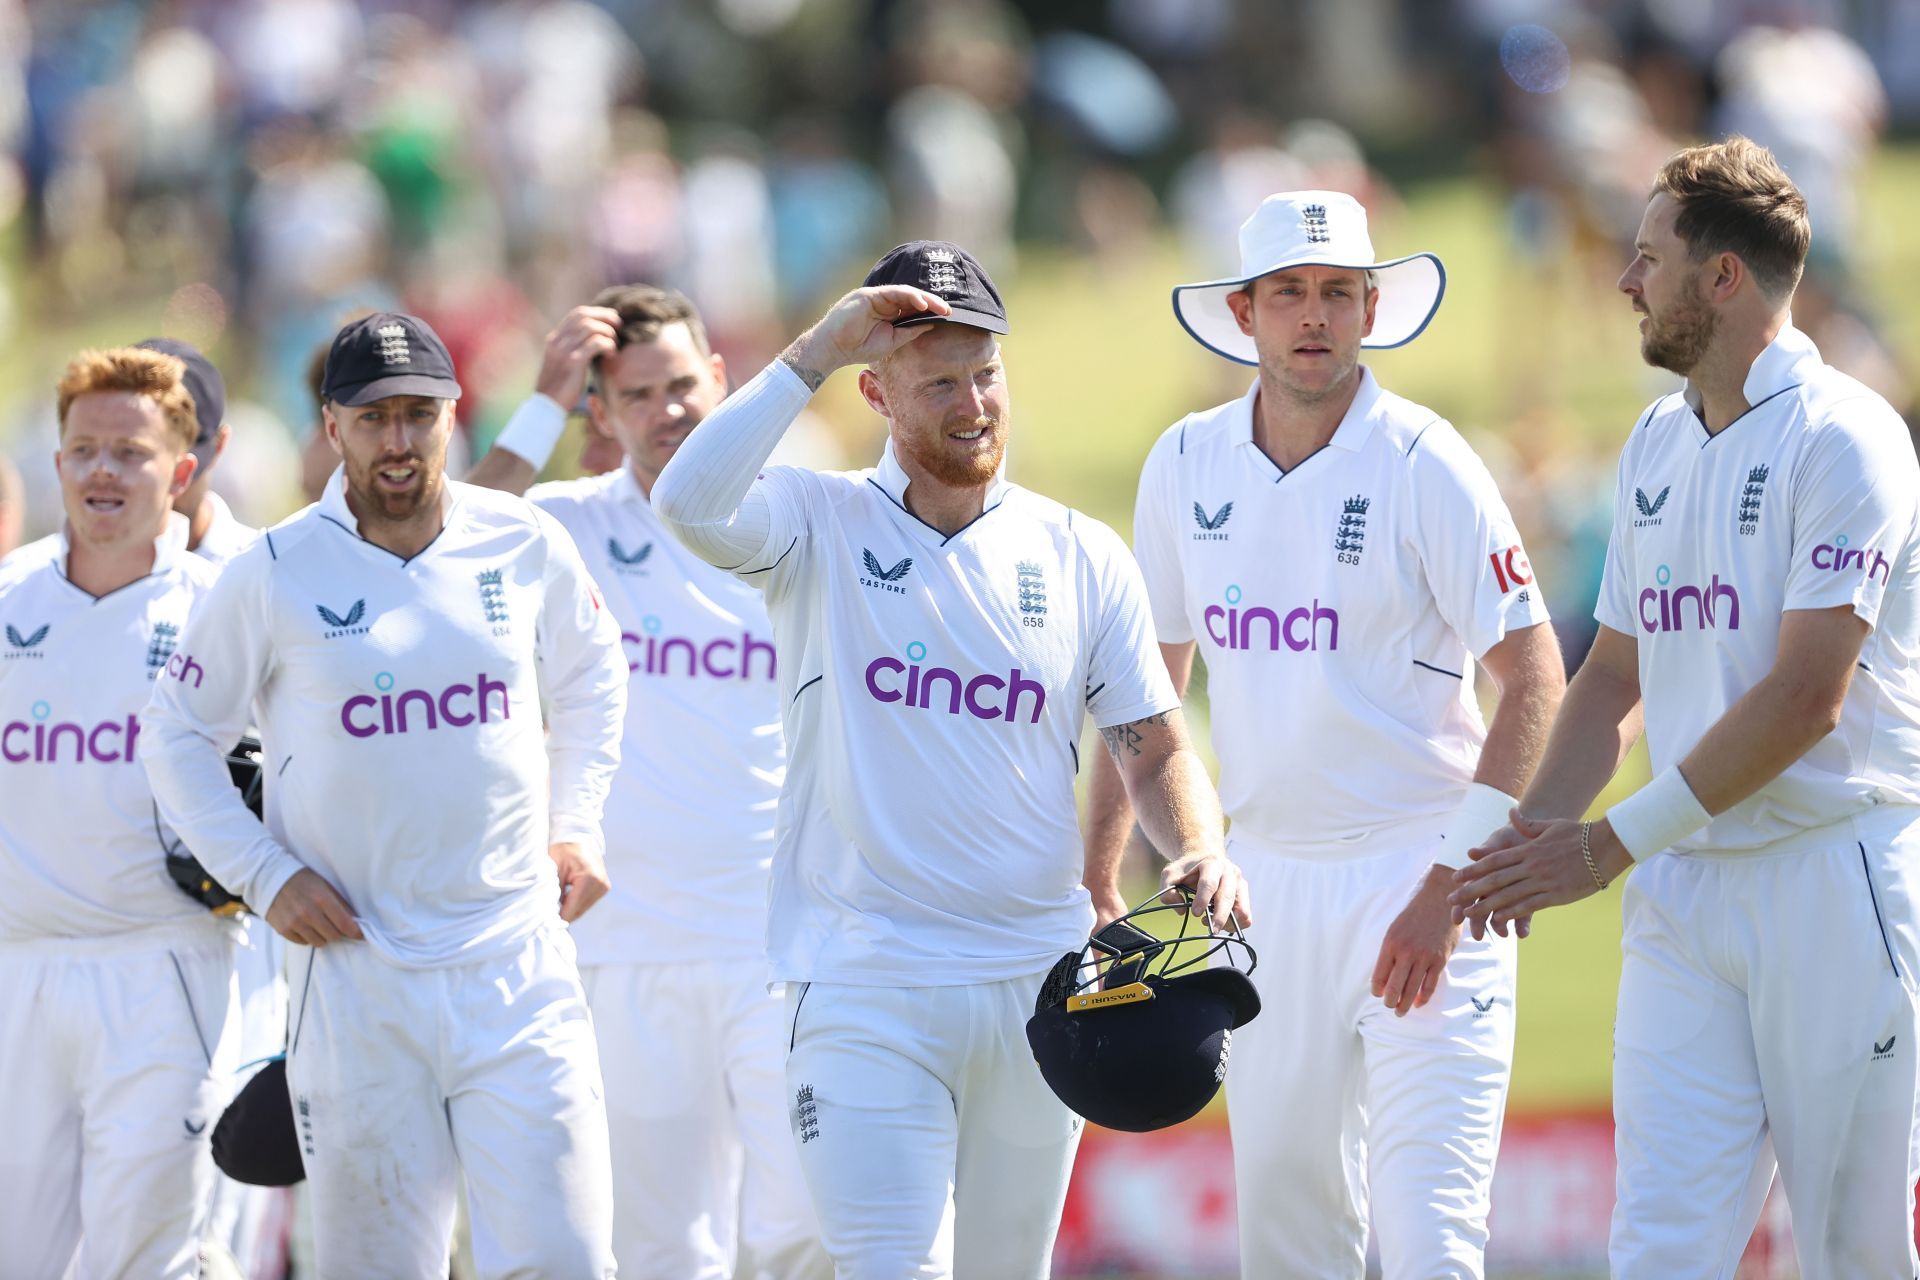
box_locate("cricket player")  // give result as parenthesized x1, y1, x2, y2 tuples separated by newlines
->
(470, 284, 828, 1279)
(651, 241, 1251, 1280)
(0, 346, 235, 1279)
(133, 336, 298, 1279)
(1452, 138, 1920, 1278)
(142, 311, 628, 1279)
(1087, 191, 1566, 1277)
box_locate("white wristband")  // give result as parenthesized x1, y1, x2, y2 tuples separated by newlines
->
(1605, 766, 1712, 861)
(488, 394, 570, 472)
(1436, 782, 1520, 870)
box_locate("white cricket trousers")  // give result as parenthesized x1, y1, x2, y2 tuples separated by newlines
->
(204, 916, 291, 1275)
(1611, 804, 1920, 1279)
(0, 919, 239, 1280)
(782, 971, 1082, 1280)
(580, 958, 829, 1280)
(1226, 837, 1516, 1280)
(285, 921, 615, 1279)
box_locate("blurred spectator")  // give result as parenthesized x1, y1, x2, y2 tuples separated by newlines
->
(1712, 23, 1886, 270)
(0, 451, 20, 560)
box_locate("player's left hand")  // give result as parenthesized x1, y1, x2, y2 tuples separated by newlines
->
(1449, 812, 1626, 939)
(1371, 865, 1461, 1017)
(1160, 851, 1252, 933)
(550, 841, 610, 922)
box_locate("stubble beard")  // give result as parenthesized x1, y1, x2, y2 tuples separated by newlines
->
(1640, 282, 1718, 376)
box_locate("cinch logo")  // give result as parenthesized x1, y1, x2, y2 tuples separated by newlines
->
(316, 599, 371, 638)
(859, 549, 913, 594)
(864, 641, 1045, 724)
(1811, 535, 1891, 585)
(1489, 545, 1533, 593)
(1638, 564, 1740, 633)
(621, 617, 776, 680)
(1192, 501, 1232, 540)
(2, 702, 140, 763)
(340, 671, 509, 738)
(164, 651, 205, 688)
(1203, 585, 1338, 652)
(4, 623, 48, 659)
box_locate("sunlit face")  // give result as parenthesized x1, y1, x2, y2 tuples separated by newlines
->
(587, 323, 727, 491)
(56, 392, 195, 552)
(862, 324, 1009, 489)
(1227, 266, 1378, 402)
(324, 395, 453, 526)
(1619, 192, 1717, 375)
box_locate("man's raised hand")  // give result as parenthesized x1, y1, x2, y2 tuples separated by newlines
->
(534, 306, 623, 409)
(780, 286, 952, 390)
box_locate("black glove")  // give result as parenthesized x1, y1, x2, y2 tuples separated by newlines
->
(163, 735, 264, 915)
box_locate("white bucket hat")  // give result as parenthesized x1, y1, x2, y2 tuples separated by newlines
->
(1172, 190, 1445, 364)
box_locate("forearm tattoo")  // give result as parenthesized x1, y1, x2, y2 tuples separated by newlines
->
(777, 342, 828, 393)
(1100, 711, 1172, 762)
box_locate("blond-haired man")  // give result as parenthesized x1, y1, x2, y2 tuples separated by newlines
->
(0, 347, 235, 1278)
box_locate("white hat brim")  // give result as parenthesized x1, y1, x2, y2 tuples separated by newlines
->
(1170, 251, 1446, 365)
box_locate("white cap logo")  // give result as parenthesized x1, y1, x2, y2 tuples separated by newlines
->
(375, 323, 411, 366)
(922, 247, 963, 297)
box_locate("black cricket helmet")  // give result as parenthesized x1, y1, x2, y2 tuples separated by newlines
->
(1026, 886, 1259, 1133)
(162, 735, 263, 915)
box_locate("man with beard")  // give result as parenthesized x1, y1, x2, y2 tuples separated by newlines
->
(1089, 191, 1566, 1278)
(469, 285, 829, 1280)
(1453, 137, 1920, 1277)
(651, 241, 1252, 1280)
(141, 312, 628, 1278)
(0, 347, 233, 1278)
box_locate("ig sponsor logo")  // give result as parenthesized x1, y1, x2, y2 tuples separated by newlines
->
(1489, 544, 1533, 594)
(1638, 564, 1741, 634)
(863, 640, 1046, 724)
(1203, 585, 1339, 653)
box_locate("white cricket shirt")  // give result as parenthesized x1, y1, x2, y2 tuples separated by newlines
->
(654, 361, 1180, 986)
(0, 514, 231, 941)
(142, 469, 628, 968)
(1595, 324, 1920, 851)
(193, 490, 260, 567)
(1134, 369, 1550, 856)
(528, 464, 783, 964)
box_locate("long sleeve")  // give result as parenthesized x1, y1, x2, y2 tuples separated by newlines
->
(532, 508, 627, 858)
(652, 359, 814, 570)
(141, 545, 308, 914)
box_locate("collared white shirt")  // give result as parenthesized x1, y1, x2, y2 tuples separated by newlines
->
(1134, 368, 1550, 855)
(657, 361, 1180, 986)
(141, 468, 627, 968)
(0, 513, 228, 940)
(528, 464, 783, 964)
(193, 490, 260, 568)
(1596, 324, 1920, 851)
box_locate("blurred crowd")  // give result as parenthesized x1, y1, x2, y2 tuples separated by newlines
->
(0, 0, 1916, 671)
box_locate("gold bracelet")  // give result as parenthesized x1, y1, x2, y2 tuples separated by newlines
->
(1581, 821, 1609, 891)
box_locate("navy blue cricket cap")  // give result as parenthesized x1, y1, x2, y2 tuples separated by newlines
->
(136, 337, 224, 447)
(321, 311, 462, 407)
(861, 240, 1009, 334)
